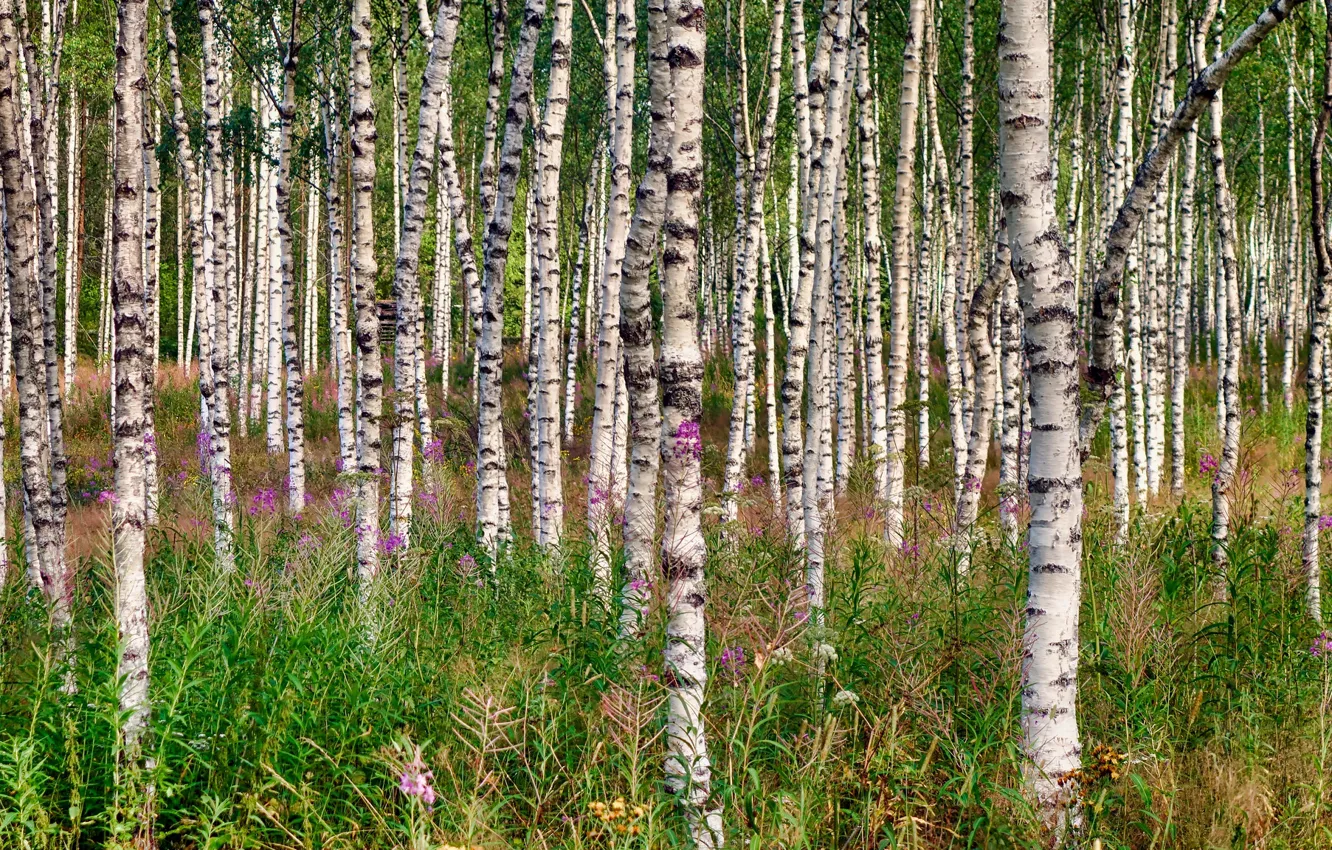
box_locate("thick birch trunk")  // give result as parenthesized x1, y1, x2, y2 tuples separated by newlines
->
(616, 0, 670, 635)
(110, 0, 152, 773)
(350, 0, 383, 588)
(659, 0, 722, 837)
(997, 0, 1084, 826)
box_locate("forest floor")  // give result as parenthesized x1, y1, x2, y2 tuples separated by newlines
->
(3, 353, 1332, 849)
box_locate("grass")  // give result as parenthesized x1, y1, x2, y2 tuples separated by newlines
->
(2, 354, 1332, 849)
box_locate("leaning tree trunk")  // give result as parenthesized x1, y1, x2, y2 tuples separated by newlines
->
(659, 0, 722, 839)
(617, 0, 670, 637)
(1080, 0, 1305, 446)
(350, 0, 383, 589)
(475, 0, 546, 558)
(997, 0, 1084, 828)
(883, 0, 926, 546)
(110, 0, 152, 782)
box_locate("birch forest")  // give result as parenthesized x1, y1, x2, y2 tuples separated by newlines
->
(8, 0, 1332, 843)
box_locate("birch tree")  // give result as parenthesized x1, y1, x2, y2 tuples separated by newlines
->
(350, 0, 383, 588)
(997, 0, 1083, 825)
(1304, 12, 1332, 624)
(883, 0, 926, 545)
(110, 0, 152, 785)
(533, 0, 573, 547)
(476, 0, 547, 557)
(659, 0, 722, 837)
(0, 0, 69, 635)
(389, 0, 461, 544)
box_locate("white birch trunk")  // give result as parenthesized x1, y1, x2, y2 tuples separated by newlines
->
(476, 0, 546, 558)
(883, 0, 926, 545)
(659, 0, 722, 836)
(350, 0, 383, 588)
(533, 0, 573, 547)
(997, 0, 1083, 825)
(110, 0, 151, 769)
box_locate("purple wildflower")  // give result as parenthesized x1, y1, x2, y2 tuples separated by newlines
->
(720, 646, 747, 682)
(1312, 631, 1332, 658)
(249, 488, 278, 517)
(398, 751, 437, 807)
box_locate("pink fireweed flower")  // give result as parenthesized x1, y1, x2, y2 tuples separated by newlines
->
(720, 646, 747, 683)
(1321, 516, 1332, 533)
(97, 490, 117, 505)
(398, 751, 437, 807)
(1199, 454, 1219, 477)
(379, 531, 407, 557)
(1312, 631, 1332, 658)
(423, 438, 447, 464)
(249, 488, 278, 516)
(673, 420, 703, 460)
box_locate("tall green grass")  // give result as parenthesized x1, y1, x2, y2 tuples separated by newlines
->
(1, 368, 1331, 848)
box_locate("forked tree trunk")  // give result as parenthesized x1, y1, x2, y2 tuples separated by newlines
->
(586, 0, 636, 596)
(721, 0, 786, 526)
(953, 226, 1010, 576)
(388, 0, 461, 543)
(476, 0, 546, 558)
(0, 0, 71, 645)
